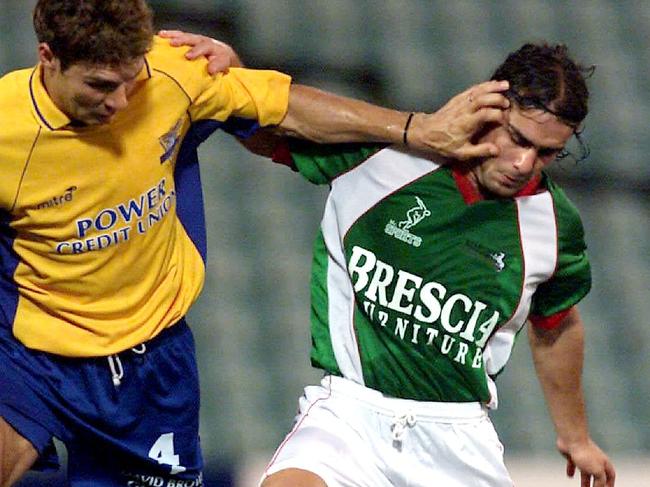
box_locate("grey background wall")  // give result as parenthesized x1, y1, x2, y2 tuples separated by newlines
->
(2, 0, 648, 484)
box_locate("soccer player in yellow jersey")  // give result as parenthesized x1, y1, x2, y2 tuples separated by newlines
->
(0, 1, 511, 485)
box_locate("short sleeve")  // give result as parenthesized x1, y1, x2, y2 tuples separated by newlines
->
(145, 38, 291, 126)
(530, 183, 591, 317)
(189, 68, 291, 126)
(278, 139, 386, 185)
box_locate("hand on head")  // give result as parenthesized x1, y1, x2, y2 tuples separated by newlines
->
(406, 80, 510, 160)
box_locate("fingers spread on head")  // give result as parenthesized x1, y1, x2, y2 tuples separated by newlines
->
(479, 93, 510, 109)
(459, 142, 498, 160)
(474, 79, 510, 95)
(491, 79, 510, 92)
(469, 108, 504, 133)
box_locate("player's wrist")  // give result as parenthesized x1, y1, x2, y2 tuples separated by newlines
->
(556, 434, 592, 454)
(406, 112, 455, 156)
(402, 112, 415, 145)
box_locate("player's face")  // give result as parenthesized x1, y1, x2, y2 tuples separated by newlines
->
(43, 54, 144, 126)
(470, 105, 574, 198)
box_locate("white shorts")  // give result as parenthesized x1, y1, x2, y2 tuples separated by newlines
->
(261, 376, 513, 487)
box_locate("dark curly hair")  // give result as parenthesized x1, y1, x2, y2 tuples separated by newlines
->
(491, 43, 595, 160)
(33, 0, 154, 70)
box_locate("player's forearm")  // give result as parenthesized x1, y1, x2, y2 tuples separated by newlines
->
(279, 84, 411, 145)
(278, 81, 511, 160)
(529, 308, 591, 448)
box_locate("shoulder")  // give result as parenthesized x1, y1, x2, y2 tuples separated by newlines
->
(0, 67, 38, 128)
(529, 174, 591, 315)
(542, 174, 588, 257)
(0, 67, 32, 84)
(0, 68, 41, 210)
(144, 36, 211, 96)
(0, 68, 33, 104)
(145, 36, 203, 71)
(285, 140, 386, 185)
(545, 175, 585, 235)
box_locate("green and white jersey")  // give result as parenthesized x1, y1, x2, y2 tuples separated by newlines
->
(283, 141, 591, 405)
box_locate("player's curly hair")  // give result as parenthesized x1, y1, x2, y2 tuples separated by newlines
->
(33, 0, 154, 70)
(492, 43, 595, 161)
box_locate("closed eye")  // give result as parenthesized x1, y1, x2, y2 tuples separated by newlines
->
(85, 81, 120, 93)
(508, 124, 563, 160)
(507, 125, 533, 148)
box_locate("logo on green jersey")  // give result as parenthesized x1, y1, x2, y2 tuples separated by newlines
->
(490, 252, 506, 272)
(384, 196, 431, 247)
(465, 240, 506, 272)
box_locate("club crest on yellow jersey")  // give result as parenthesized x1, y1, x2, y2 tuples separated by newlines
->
(159, 119, 184, 164)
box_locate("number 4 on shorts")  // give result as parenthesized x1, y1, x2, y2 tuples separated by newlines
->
(148, 432, 187, 474)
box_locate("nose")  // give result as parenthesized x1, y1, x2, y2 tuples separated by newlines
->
(104, 84, 129, 112)
(512, 147, 537, 174)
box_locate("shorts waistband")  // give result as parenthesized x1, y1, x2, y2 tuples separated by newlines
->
(110, 318, 189, 358)
(323, 375, 486, 421)
(0, 318, 190, 362)
(107, 319, 189, 387)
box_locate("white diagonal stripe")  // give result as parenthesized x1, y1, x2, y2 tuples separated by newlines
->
(321, 148, 439, 382)
(484, 192, 558, 382)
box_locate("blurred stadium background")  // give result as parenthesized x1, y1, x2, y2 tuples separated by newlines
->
(2, 0, 648, 485)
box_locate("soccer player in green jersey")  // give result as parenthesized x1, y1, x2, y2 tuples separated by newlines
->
(239, 46, 614, 487)
(169, 34, 616, 487)
(0, 2, 510, 486)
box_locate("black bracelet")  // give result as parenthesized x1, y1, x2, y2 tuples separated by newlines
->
(403, 112, 415, 145)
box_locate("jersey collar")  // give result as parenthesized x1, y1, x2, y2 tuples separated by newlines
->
(29, 59, 152, 131)
(452, 167, 543, 204)
(29, 66, 71, 130)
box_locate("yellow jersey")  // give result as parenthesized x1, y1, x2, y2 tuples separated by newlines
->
(0, 37, 291, 356)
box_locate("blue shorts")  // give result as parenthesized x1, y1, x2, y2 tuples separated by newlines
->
(0, 319, 204, 487)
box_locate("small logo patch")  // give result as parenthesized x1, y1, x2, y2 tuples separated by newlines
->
(36, 186, 78, 209)
(384, 196, 431, 247)
(489, 251, 506, 272)
(465, 240, 507, 272)
(159, 119, 183, 164)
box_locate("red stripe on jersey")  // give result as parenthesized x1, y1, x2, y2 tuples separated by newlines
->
(452, 167, 542, 204)
(271, 140, 296, 170)
(529, 307, 572, 330)
(452, 167, 482, 204)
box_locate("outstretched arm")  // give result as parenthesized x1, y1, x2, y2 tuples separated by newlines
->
(529, 307, 615, 487)
(279, 81, 509, 160)
(160, 30, 510, 161)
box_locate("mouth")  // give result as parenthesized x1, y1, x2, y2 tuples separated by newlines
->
(500, 174, 527, 188)
(94, 113, 115, 123)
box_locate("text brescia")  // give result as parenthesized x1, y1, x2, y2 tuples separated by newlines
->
(348, 246, 500, 368)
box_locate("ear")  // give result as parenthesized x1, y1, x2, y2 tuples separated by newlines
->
(38, 43, 59, 69)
